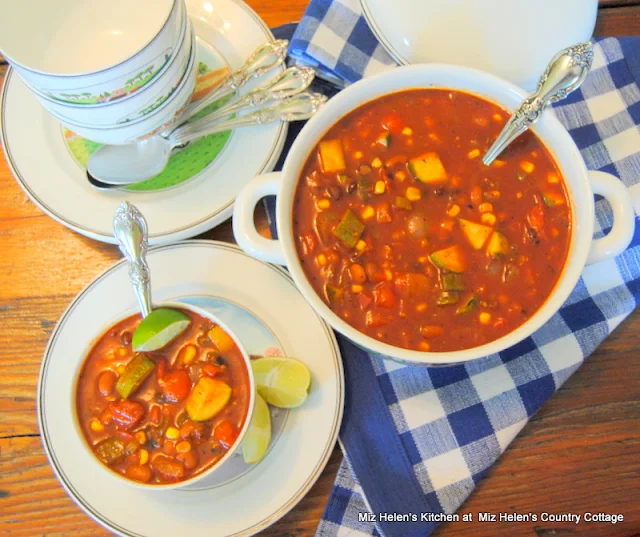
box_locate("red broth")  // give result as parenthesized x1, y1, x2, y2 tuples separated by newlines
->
(292, 89, 571, 352)
(76, 308, 250, 484)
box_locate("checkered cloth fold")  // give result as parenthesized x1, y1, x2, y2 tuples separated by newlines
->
(270, 13, 640, 537)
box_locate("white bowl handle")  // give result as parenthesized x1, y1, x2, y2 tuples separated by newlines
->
(586, 170, 635, 265)
(233, 172, 287, 265)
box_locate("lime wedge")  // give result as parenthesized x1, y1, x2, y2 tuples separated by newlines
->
(251, 357, 311, 408)
(242, 393, 271, 464)
(132, 308, 191, 352)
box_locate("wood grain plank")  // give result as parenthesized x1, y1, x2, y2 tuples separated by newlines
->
(595, 5, 640, 35)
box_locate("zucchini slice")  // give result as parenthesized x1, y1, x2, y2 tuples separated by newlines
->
(430, 245, 465, 273)
(318, 139, 346, 173)
(408, 152, 447, 184)
(459, 218, 493, 250)
(487, 231, 509, 257)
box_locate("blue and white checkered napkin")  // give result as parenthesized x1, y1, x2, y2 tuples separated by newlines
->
(272, 12, 640, 537)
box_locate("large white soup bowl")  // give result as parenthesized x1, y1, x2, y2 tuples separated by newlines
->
(233, 65, 635, 366)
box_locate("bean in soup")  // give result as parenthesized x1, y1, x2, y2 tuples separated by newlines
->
(293, 89, 571, 352)
(76, 308, 250, 484)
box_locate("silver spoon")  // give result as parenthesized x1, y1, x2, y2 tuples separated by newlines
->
(483, 41, 594, 166)
(113, 201, 152, 317)
(87, 66, 316, 187)
(88, 92, 327, 189)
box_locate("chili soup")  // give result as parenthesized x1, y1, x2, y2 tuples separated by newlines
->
(76, 307, 251, 485)
(292, 89, 571, 352)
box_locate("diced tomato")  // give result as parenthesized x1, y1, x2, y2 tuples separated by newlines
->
(109, 400, 145, 430)
(365, 262, 386, 283)
(365, 310, 389, 327)
(394, 272, 429, 298)
(373, 282, 397, 309)
(159, 370, 191, 403)
(214, 420, 238, 449)
(358, 293, 373, 309)
(385, 155, 407, 168)
(382, 112, 404, 134)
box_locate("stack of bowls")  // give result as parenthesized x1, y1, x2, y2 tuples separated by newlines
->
(0, 0, 197, 145)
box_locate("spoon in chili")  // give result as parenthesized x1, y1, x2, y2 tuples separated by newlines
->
(483, 41, 594, 166)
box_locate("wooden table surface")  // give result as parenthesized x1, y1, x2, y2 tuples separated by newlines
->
(1, 1, 639, 536)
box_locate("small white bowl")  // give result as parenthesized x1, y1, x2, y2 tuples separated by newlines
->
(60, 26, 197, 145)
(0, 0, 184, 105)
(71, 301, 256, 491)
(35, 20, 192, 128)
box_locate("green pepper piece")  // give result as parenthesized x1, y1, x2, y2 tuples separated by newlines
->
(393, 196, 413, 211)
(337, 174, 351, 185)
(333, 209, 365, 248)
(116, 354, 155, 399)
(357, 176, 373, 201)
(325, 284, 344, 306)
(436, 291, 460, 306)
(441, 273, 465, 291)
(95, 437, 126, 465)
(456, 294, 478, 315)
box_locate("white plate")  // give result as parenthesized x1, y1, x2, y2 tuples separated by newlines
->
(0, 0, 287, 245)
(38, 241, 344, 537)
(361, 0, 597, 91)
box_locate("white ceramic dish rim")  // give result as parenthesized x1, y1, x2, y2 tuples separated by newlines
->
(37, 240, 345, 537)
(30, 1, 189, 109)
(70, 300, 256, 491)
(0, 0, 287, 244)
(43, 21, 194, 129)
(234, 63, 634, 365)
(3, 0, 179, 77)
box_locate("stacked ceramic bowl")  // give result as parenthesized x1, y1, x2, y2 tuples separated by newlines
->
(0, 0, 196, 145)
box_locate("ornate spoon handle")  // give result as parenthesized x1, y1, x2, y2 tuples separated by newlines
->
(169, 92, 327, 147)
(184, 66, 316, 130)
(483, 41, 594, 166)
(113, 202, 152, 318)
(182, 39, 289, 120)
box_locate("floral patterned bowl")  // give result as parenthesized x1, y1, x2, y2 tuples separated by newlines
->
(34, 20, 192, 128)
(0, 0, 184, 106)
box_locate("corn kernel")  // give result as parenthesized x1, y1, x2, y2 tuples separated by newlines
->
(492, 113, 503, 122)
(418, 256, 428, 264)
(176, 441, 192, 454)
(355, 240, 367, 252)
(166, 427, 180, 440)
(406, 187, 421, 201)
(316, 199, 331, 210)
(418, 341, 431, 352)
(371, 157, 382, 168)
(478, 202, 493, 213)
(384, 269, 393, 281)
(447, 204, 461, 217)
(117, 364, 126, 375)
(492, 159, 506, 168)
(416, 303, 428, 312)
(351, 284, 363, 293)
(520, 160, 535, 174)
(467, 148, 481, 159)
(374, 180, 386, 194)
(402, 127, 413, 136)
(479, 312, 492, 325)
(135, 431, 147, 445)
(354, 151, 363, 159)
(548, 172, 560, 184)
(139, 449, 149, 465)
(516, 192, 523, 199)
(90, 418, 104, 432)
(481, 213, 497, 225)
(361, 205, 375, 220)
(117, 347, 128, 357)
(316, 253, 327, 266)
(394, 170, 406, 181)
